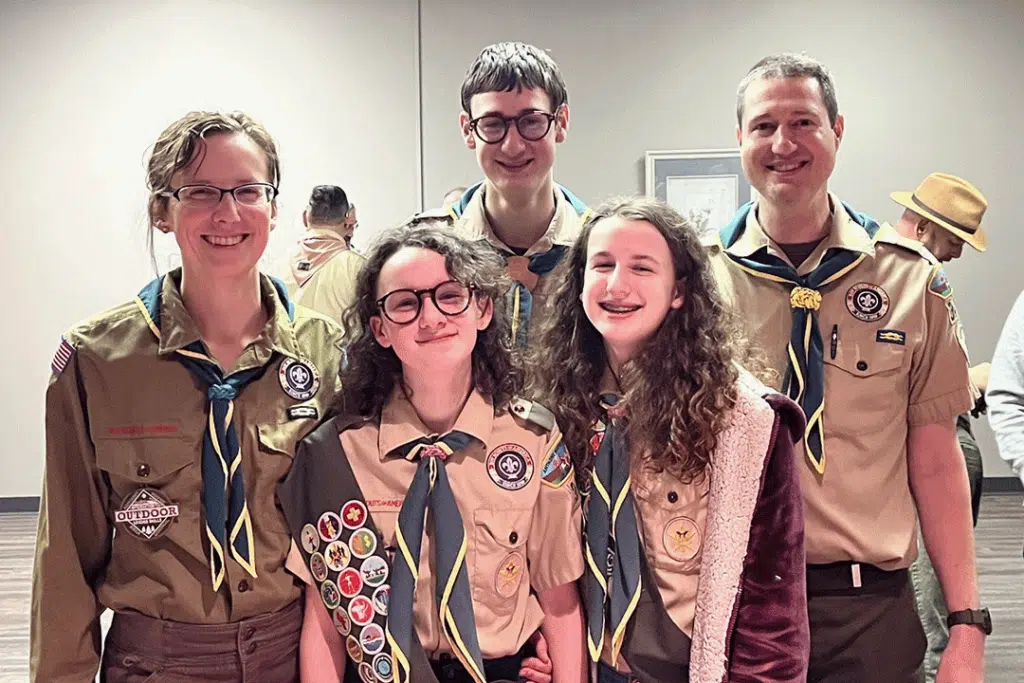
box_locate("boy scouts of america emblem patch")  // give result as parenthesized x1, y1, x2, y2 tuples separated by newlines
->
(845, 283, 890, 322)
(486, 443, 535, 490)
(279, 357, 320, 400)
(114, 488, 180, 540)
(541, 441, 574, 488)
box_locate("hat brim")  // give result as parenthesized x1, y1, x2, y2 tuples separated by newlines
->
(890, 191, 986, 252)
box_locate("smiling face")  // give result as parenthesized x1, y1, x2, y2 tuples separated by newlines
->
(581, 217, 684, 366)
(737, 76, 844, 209)
(158, 132, 277, 282)
(369, 247, 493, 381)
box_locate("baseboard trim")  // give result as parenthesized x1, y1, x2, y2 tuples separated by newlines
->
(986, 476, 1024, 494)
(0, 496, 40, 512)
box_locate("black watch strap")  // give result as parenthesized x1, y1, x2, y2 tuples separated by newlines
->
(946, 608, 992, 635)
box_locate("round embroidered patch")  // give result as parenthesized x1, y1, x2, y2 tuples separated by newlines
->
(361, 556, 389, 587)
(309, 552, 328, 583)
(346, 635, 364, 663)
(845, 283, 890, 322)
(662, 516, 702, 563)
(114, 488, 180, 541)
(279, 357, 320, 400)
(338, 567, 364, 598)
(360, 623, 386, 655)
(320, 579, 341, 610)
(486, 444, 535, 491)
(494, 551, 525, 598)
(350, 528, 378, 559)
(342, 500, 368, 530)
(318, 511, 342, 542)
(300, 524, 320, 554)
(324, 541, 352, 572)
(333, 607, 352, 637)
(373, 653, 394, 682)
(359, 662, 377, 683)
(372, 585, 390, 616)
(349, 595, 375, 626)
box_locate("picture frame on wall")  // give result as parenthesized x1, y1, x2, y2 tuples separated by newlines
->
(644, 149, 756, 237)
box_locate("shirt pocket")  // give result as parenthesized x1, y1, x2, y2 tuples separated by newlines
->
(823, 332, 909, 436)
(632, 474, 707, 574)
(472, 508, 532, 618)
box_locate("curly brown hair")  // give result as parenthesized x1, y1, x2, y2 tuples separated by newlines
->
(338, 223, 522, 419)
(528, 196, 752, 484)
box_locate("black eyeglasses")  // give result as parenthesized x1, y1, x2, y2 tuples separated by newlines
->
(468, 110, 558, 144)
(376, 280, 474, 324)
(163, 183, 279, 208)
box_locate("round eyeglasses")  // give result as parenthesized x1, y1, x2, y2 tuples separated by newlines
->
(468, 110, 557, 144)
(376, 280, 474, 324)
(164, 183, 279, 208)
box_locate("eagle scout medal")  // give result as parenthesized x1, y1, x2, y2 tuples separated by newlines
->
(845, 283, 890, 322)
(663, 516, 702, 563)
(350, 528, 377, 559)
(342, 500, 368, 529)
(360, 556, 389, 587)
(325, 541, 352, 572)
(113, 488, 180, 540)
(360, 623, 386, 655)
(372, 585, 390, 616)
(486, 444, 534, 491)
(279, 356, 320, 400)
(494, 551, 525, 598)
(349, 595, 375, 626)
(300, 524, 320, 554)
(338, 567, 364, 598)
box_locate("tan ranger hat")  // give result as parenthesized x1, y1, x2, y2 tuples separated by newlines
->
(891, 172, 987, 252)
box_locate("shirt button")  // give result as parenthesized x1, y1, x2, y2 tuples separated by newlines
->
(509, 531, 519, 544)
(244, 627, 256, 640)
(246, 642, 257, 654)
(238, 579, 251, 593)
(856, 360, 869, 371)
(667, 491, 679, 504)
(137, 463, 150, 478)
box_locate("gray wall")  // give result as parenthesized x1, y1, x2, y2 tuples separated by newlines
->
(2, 0, 1022, 496)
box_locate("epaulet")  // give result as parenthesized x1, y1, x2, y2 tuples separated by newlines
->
(874, 225, 939, 264)
(700, 230, 723, 251)
(509, 398, 556, 432)
(399, 207, 455, 229)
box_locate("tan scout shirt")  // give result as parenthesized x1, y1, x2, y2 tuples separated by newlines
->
(705, 197, 973, 570)
(32, 271, 344, 682)
(293, 249, 365, 326)
(340, 388, 584, 659)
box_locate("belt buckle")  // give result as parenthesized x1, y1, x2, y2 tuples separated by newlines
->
(850, 562, 862, 588)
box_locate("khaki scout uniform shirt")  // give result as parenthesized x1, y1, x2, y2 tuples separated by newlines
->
(32, 271, 343, 682)
(280, 228, 365, 326)
(705, 196, 973, 570)
(326, 388, 583, 660)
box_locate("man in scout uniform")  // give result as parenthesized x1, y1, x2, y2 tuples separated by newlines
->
(704, 53, 988, 682)
(281, 184, 365, 325)
(890, 172, 989, 683)
(424, 41, 590, 347)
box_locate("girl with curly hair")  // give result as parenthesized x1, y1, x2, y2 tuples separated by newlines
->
(528, 197, 810, 683)
(278, 224, 585, 683)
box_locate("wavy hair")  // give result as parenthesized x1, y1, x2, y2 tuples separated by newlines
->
(528, 196, 752, 484)
(338, 224, 521, 419)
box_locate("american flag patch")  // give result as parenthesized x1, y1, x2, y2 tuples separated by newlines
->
(51, 337, 75, 376)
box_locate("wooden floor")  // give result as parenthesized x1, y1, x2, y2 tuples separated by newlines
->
(1, 495, 1021, 682)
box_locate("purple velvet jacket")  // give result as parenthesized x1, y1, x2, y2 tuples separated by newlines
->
(685, 372, 810, 683)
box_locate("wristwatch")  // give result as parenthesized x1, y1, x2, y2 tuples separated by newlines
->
(946, 608, 992, 635)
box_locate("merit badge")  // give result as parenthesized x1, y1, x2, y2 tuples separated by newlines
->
(333, 607, 353, 637)
(318, 511, 343, 542)
(372, 585, 390, 616)
(342, 500, 369, 530)
(279, 356, 320, 401)
(349, 595, 375, 626)
(541, 441, 574, 489)
(361, 556, 389, 587)
(338, 567, 364, 598)
(300, 524, 320, 554)
(325, 541, 352, 572)
(51, 336, 76, 376)
(487, 444, 535, 491)
(359, 662, 377, 683)
(663, 516, 702, 563)
(346, 635, 365, 663)
(114, 488, 180, 541)
(360, 623, 386, 655)
(373, 653, 394, 682)
(309, 552, 329, 583)
(320, 580, 342, 610)
(350, 528, 378, 559)
(845, 283, 890, 322)
(494, 551, 525, 598)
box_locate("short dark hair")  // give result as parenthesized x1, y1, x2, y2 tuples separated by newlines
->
(307, 185, 351, 225)
(736, 53, 839, 127)
(460, 42, 568, 116)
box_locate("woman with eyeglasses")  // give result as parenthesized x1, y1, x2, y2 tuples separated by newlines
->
(31, 111, 344, 683)
(277, 224, 586, 683)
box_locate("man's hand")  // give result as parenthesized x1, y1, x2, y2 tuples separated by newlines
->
(519, 630, 553, 683)
(935, 625, 985, 683)
(969, 362, 991, 394)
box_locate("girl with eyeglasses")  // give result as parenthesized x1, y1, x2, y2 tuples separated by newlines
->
(277, 224, 586, 683)
(31, 111, 345, 682)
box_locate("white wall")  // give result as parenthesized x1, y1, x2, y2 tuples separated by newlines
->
(4, 0, 1023, 497)
(0, 0, 420, 497)
(419, 0, 1024, 479)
